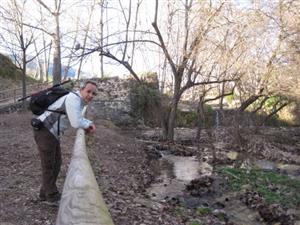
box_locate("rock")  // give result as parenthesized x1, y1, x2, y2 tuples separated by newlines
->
(211, 201, 225, 209)
(133, 197, 164, 211)
(254, 160, 275, 171)
(276, 163, 300, 176)
(240, 184, 252, 192)
(186, 176, 214, 196)
(240, 190, 264, 209)
(199, 162, 213, 176)
(257, 203, 294, 225)
(212, 209, 229, 222)
(226, 151, 238, 160)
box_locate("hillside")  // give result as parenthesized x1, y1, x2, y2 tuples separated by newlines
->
(0, 53, 38, 91)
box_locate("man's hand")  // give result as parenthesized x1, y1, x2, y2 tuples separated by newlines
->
(85, 124, 96, 134)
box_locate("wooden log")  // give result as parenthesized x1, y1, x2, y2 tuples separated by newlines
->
(56, 128, 114, 225)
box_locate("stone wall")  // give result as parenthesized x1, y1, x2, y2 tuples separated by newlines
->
(83, 77, 135, 126)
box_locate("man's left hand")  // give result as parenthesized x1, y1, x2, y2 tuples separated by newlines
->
(85, 124, 96, 134)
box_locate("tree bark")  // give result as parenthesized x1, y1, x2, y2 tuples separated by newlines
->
(52, 13, 61, 85)
(161, 107, 171, 140)
(251, 96, 269, 114)
(167, 101, 177, 140)
(22, 50, 26, 99)
(100, 1, 104, 78)
(196, 96, 205, 161)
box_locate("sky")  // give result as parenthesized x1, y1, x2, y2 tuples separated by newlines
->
(0, 0, 256, 79)
(0, 0, 159, 79)
(78, 0, 158, 78)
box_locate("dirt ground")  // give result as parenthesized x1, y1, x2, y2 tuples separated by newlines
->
(1, 110, 300, 225)
(0, 110, 188, 225)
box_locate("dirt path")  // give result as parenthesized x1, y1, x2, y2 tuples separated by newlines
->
(2, 111, 299, 225)
(0, 111, 74, 225)
(0, 111, 184, 225)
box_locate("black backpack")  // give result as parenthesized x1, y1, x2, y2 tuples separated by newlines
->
(18, 80, 72, 115)
(29, 86, 69, 115)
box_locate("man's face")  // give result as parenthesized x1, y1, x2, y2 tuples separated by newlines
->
(80, 83, 97, 103)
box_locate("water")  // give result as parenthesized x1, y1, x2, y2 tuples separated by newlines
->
(223, 197, 266, 225)
(169, 155, 210, 181)
(147, 155, 212, 201)
(147, 153, 266, 224)
(146, 151, 300, 225)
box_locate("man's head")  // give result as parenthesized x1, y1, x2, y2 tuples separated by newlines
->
(80, 81, 97, 103)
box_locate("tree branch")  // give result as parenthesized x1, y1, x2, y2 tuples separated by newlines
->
(152, 0, 177, 76)
(99, 49, 141, 83)
(204, 89, 235, 104)
(79, 40, 161, 57)
(261, 102, 289, 125)
(251, 96, 269, 114)
(36, 0, 53, 14)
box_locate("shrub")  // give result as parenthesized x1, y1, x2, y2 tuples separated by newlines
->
(130, 82, 162, 126)
(176, 110, 198, 127)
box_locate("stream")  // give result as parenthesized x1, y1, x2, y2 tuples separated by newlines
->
(146, 149, 300, 225)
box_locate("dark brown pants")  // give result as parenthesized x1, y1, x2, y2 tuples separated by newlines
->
(33, 127, 61, 200)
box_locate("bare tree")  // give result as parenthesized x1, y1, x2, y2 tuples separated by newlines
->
(76, 0, 96, 80)
(33, 38, 43, 82)
(99, 0, 105, 77)
(235, 0, 298, 118)
(152, 0, 243, 140)
(36, 0, 62, 85)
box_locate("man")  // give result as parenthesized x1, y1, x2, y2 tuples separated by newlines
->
(32, 80, 97, 206)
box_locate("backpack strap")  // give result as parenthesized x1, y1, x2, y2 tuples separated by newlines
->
(52, 91, 81, 137)
(46, 109, 66, 114)
(45, 91, 80, 114)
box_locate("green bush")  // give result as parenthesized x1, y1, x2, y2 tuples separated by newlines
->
(225, 94, 234, 104)
(130, 82, 162, 126)
(176, 104, 216, 128)
(176, 110, 198, 127)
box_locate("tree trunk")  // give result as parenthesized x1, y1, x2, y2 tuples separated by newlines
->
(167, 105, 176, 140)
(46, 41, 52, 83)
(38, 61, 44, 82)
(100, 2, 104, 78)
(196, 97, 205, 161)
(233, 110, 245, 148)
(166, 93, 181, 140)
(52, 14, 61, 85)
(22, 51, 26, 99)
(219, 83, 224, 110)
(161, 108, 170, 141)
(239, 87, 264, 112)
